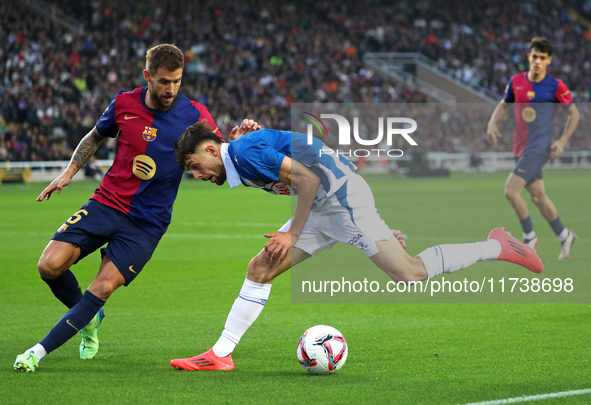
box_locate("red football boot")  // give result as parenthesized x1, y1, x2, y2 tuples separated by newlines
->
(171, 348, 234, 371)
(488, 227, 544, 273)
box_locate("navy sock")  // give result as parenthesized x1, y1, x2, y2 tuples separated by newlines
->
(42, 270, 84, 309)
(519, 216, 534, 234)
(39, 291, 105, 354)
(549, 216, 566, 236)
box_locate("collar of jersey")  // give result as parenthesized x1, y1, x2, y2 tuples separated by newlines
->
(220, 143, 242, 188)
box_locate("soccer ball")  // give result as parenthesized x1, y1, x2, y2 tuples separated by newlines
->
(296, 325, 348, 375)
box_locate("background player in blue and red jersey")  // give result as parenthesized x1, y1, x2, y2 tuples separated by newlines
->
(14, 44, 258, 372)
(487, 37, 579, 260)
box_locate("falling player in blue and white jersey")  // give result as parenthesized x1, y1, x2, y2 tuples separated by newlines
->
(169, 121, 544, 371)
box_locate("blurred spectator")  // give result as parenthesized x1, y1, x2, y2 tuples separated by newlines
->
(469, 151, 484, 171)
(1, 0, 589, 163)
(84, 156, 104, 181)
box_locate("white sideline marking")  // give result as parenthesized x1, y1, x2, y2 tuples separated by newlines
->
(460, 388, 591, 405)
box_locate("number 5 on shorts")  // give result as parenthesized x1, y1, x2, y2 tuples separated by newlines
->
(58, 209, 88, 233)
(68, 209, 89, 224)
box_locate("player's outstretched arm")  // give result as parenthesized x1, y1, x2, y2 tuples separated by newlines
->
(264, 157, 320, 261)
(37, 127, 107, 202)
(551, 103, 580, 158)
(228, 119, 261, 140)
(486, 100, 510, 146)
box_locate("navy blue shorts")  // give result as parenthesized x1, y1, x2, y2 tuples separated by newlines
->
(52, 199, 160, 286)
(513, 152, 549, 187)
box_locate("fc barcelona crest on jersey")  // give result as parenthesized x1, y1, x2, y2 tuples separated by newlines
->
(526, 91, 535, 100)
(143, 126, 158, 142)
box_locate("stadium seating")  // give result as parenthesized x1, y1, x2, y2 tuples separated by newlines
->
(1, 0, 589, 162)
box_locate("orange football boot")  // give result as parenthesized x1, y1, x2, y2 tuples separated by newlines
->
(488, 227, 543, 273)
(171, 348, 234, 371)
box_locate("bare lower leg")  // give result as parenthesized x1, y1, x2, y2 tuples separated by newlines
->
(526, 180, 558, 222)
(508, 194, 530, 220)
(533, 195, 558, 221)
(504, 173, 529, 221)
(87, 255, 126, 300)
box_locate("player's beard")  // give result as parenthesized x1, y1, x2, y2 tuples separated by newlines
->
(214, 165, 227, 186)
(149, 88, 177, 110)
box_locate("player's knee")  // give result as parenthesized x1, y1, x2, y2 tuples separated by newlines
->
(246, 254, 273, 284)
(37, 242, 78, 279)
(530, 193, 545, 206)
(37, 255, 64, 279)
(503, 187, 515, 201)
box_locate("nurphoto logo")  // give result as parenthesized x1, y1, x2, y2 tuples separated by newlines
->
(302, 112, 418, 158)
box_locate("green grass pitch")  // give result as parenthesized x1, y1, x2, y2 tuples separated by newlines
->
(0, 170, 589, 404)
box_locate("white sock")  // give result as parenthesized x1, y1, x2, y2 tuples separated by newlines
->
(418, 240, 502, 279)
(523, 231, 536, 241)
(558, 228, 569, 242)
(212, 278, 272, 358)
(27, 343, 47, 359)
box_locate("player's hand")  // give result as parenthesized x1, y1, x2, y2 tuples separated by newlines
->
(486, 123, 502, 145)
(229, 119, 261, 140)
(392, 230, 407, 249)
(36, 171, 73, 202)
(550, 139, 566, 158)
(263, 231, 294, 261)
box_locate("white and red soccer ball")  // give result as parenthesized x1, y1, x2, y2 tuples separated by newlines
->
(297, 325, 348, 375)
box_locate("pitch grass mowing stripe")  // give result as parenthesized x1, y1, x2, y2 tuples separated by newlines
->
(461, 388, 591, 405)
(0, 231, 264, 239)
(3, 229, 591, 243)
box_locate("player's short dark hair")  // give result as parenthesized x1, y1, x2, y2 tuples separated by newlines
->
(174, 120, 223, 169)
(146, 44, 184, 74)
(529, 37, 553, 56)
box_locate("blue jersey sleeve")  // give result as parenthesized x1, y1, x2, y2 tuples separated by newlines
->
(503, 77, 515, 103)
(235, 139, 285, 183)
(96, 91, 125, 138)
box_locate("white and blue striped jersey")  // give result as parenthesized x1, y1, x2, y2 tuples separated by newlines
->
(221, 129, 357, 200)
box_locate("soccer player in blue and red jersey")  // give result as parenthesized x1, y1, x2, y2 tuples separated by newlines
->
(167, 122, 543, 371)
(487, 37, 579, 260)
(13, 44, 258, 372)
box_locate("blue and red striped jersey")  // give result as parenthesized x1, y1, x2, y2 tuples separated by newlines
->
(93, 87, 221, 238)
(503, 72, 573, 157)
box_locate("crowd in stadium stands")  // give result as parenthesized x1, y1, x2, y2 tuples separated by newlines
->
(329, 0, 591, 97)
(1, 0, 590, 163)
(320, 0, 591, 152)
